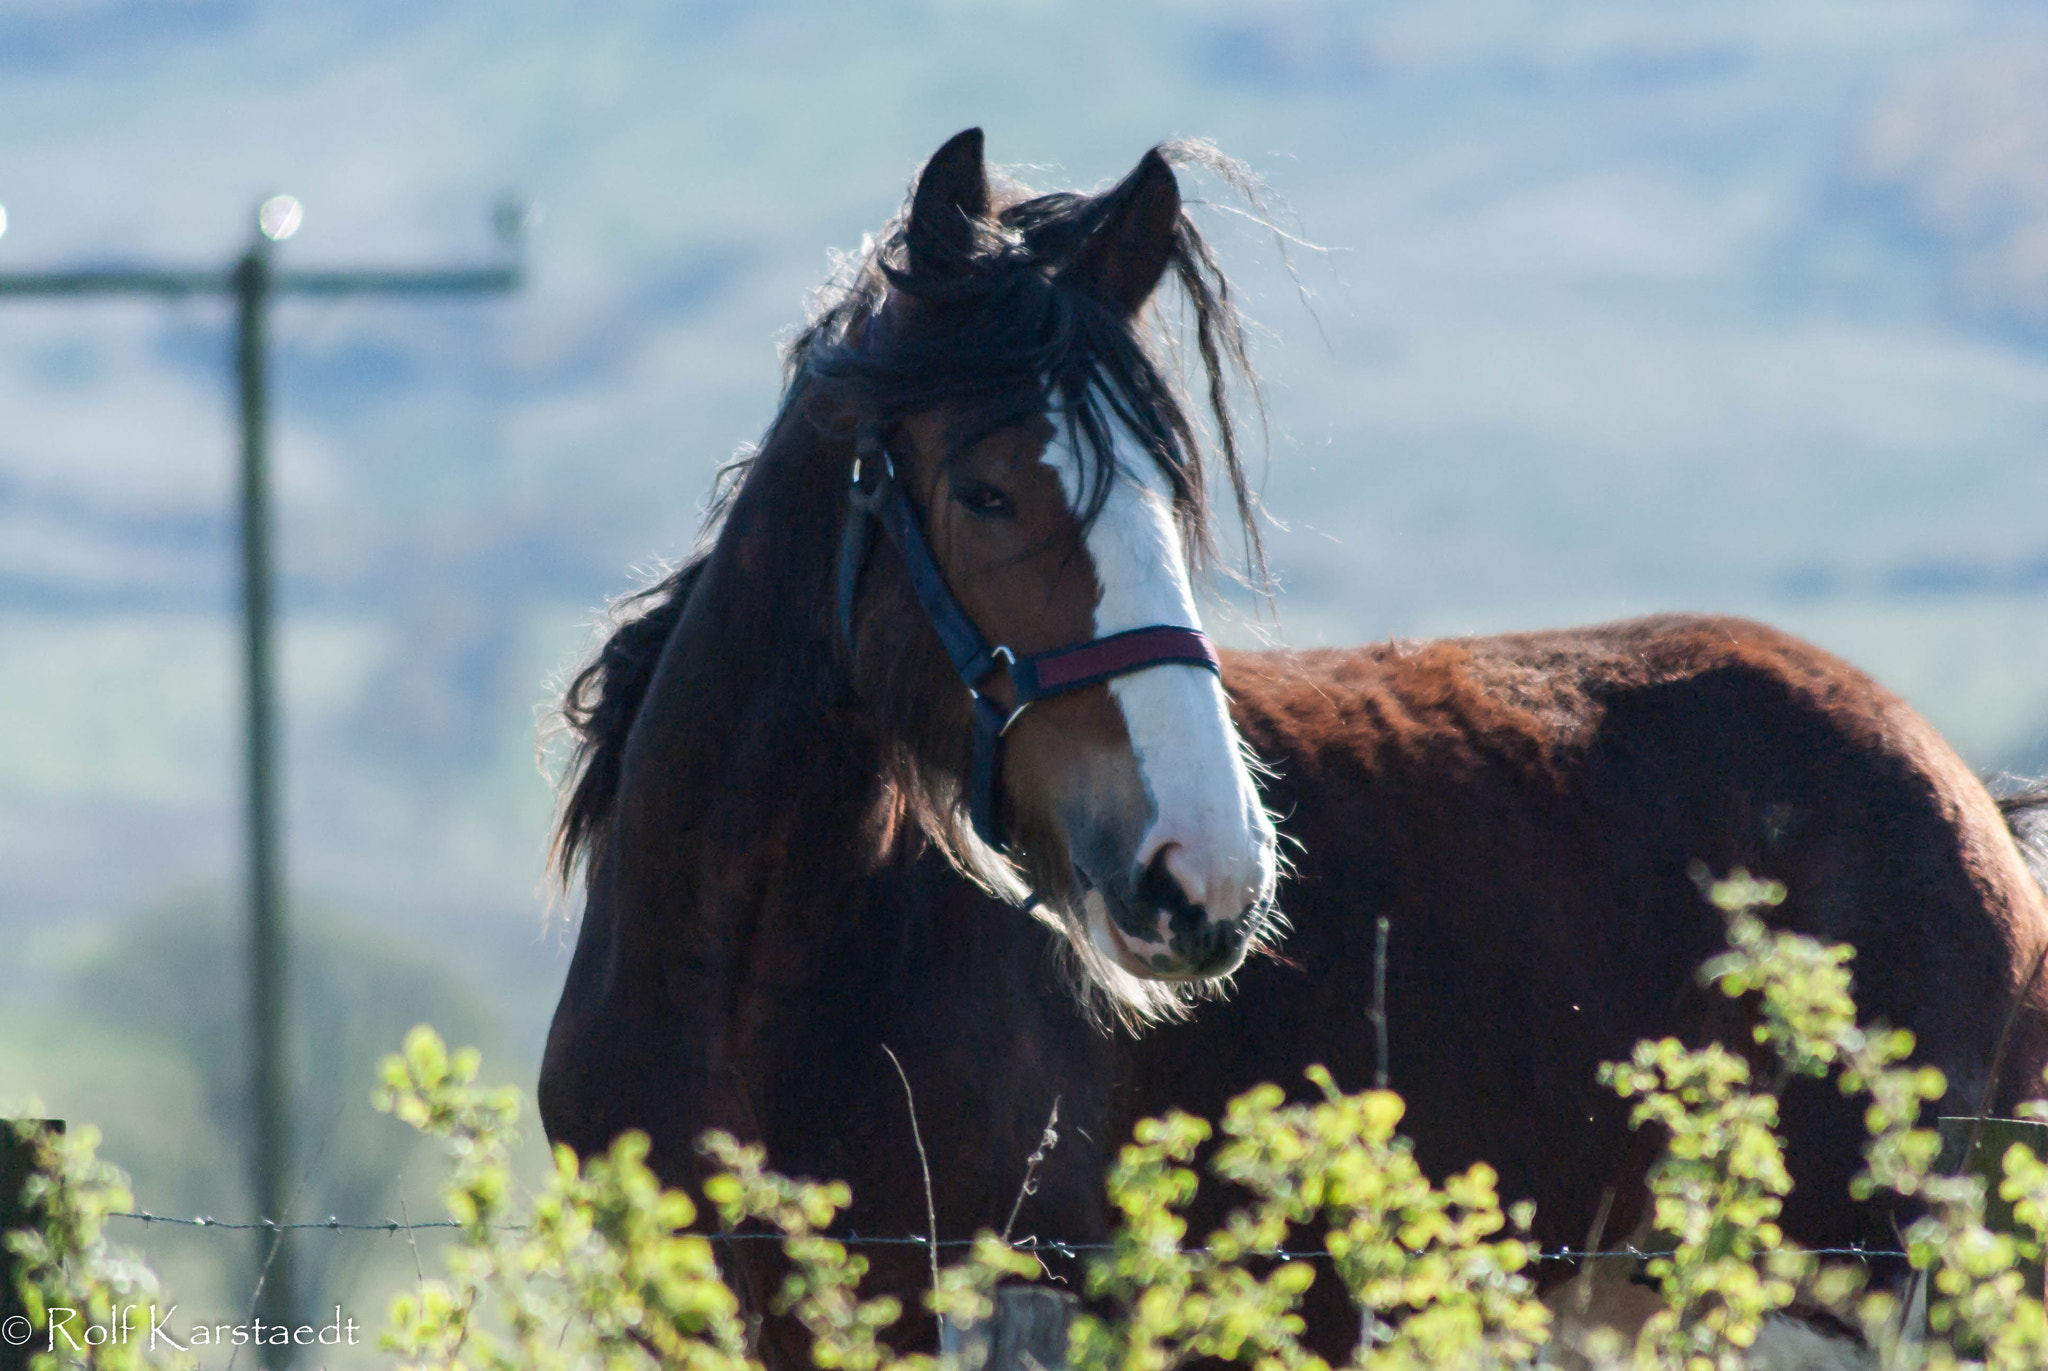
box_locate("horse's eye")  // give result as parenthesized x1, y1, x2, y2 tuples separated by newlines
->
(952, 480, 1016, 520)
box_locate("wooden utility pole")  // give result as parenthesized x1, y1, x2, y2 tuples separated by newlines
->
(0, 196, 520, 1358)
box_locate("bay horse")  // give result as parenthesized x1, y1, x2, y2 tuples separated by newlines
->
(538, 129, 2048, 1365)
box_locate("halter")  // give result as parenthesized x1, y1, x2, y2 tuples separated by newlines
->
(836, 417, 1221, 851)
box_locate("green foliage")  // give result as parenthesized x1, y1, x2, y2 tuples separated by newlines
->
(366, 1022, 1558, 1371)
(373, 1025, 757, 1371)
(19, 877, 2048, 1369)
(1601, 1034, 1806, 1365)
(1596, 869, 2048, 1370)
(1068, 1071, 1547, 1371)
(1067, 1107, 1318, 1371)
(698, 1131, 1039, 1371)
(4, 1116, 188, 1371)
(375, 1033, 1555, 1371)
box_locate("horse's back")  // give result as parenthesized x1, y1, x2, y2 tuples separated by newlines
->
(1189, 612, 2048, 1251)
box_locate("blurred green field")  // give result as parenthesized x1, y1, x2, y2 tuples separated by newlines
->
(0, 884, 553, 1367)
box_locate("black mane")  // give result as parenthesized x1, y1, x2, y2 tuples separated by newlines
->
(551, 142, 1275, 885)
(785, 139, 1270, 581)
(549, 556, 705, 885)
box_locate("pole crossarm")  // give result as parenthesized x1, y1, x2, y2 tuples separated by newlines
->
(0, 268, 227, 296)
(277, 265, 518, 295)
(0, 264, 517, 298)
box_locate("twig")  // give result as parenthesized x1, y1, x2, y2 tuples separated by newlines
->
(231, 1097, 345, 1371)
(1002, 1098, 1061, 1245)
(1954, 940, 2048, 1183)
(881, 1045, 940, 1299)
(1973, 940, 2048, 1125)
(398, 1192, 426, 1291)
(235, 1227, 288, 1370)
(1889, 1213, 1927, 1355)
(1370, 916, 1391, 1090)
(1571, 1188, 1616, 1321)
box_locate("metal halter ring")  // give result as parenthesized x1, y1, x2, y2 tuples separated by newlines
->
(968, 646, 1033, 736)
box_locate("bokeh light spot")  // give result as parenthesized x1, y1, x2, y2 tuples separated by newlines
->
(257, 194, 302, 241)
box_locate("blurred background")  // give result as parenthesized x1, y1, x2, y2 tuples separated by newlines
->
(4, 0, 2048, 1357)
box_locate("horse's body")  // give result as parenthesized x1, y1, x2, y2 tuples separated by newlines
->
(539, 132, 2048, 1366)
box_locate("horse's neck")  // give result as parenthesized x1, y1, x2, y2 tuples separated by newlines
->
(606, 404, 892, 970)
(548, 410, 914, 1184)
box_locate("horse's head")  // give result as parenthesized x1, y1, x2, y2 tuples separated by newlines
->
(823, 130, 1281, 1015)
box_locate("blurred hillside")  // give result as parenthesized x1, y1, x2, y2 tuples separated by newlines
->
(4, 0, 2048, 1324)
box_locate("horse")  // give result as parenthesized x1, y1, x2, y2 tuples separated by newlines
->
(537, 129, 2048, 1366)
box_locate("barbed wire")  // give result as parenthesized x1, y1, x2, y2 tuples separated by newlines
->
(106, 1212, 1908, 1264)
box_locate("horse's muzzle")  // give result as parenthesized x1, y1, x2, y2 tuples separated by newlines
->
(1088, 850, 1257, 980)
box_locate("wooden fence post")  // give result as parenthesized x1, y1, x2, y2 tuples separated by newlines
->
(1935, 1115, 2048, 1298)
(939, 1286, 1078, 1371)
(2, 1121, 64, 1371)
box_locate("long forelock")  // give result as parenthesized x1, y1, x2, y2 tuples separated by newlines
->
(789, 156, 1270, 600)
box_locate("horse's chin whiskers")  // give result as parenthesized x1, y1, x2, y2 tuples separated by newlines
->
(1058, 903, 1201, 1032)
(1051, 884, 1261, 1013)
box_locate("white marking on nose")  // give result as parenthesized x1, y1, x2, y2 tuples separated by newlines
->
(1044, 409, 1277, 928)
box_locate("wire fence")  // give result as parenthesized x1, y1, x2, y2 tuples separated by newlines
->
(106, 1211, 1912, 1265)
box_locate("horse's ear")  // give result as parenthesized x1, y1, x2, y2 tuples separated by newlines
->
(906, 128, 990, 278)
(1058, 148, 1180, 316)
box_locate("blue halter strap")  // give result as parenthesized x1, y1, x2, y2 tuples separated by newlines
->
(836, 418, 1220, 850)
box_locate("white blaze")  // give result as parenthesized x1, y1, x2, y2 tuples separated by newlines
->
(1044, 412, 1277, 933)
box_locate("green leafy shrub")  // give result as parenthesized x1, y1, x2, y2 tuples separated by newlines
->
(371, 1029, 759, 1371)
(1068, 1071, 1546, 1371)
(3, 1116, 188, 1371)
(12, 872, 2048, 1369)
(1601, 870, 2048, 1369)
